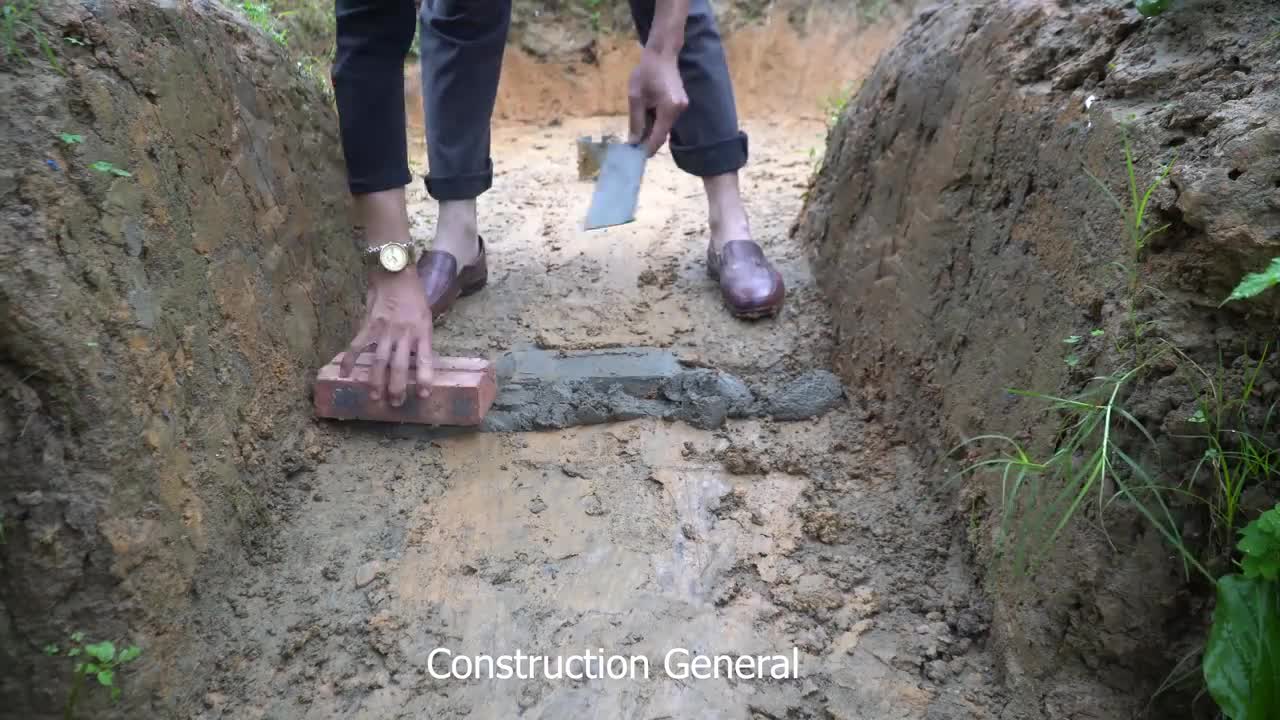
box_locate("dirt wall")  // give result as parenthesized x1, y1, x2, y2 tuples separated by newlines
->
(0, 0, 361, 716)
(795, 0, 1280, 716)
(426, 13, 905, 128)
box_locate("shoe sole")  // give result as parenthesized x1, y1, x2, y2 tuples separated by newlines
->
(706, 265, 783, 320)
(729, 303, 783, 320)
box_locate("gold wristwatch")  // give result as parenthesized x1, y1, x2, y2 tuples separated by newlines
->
(362, 241, 417, 273)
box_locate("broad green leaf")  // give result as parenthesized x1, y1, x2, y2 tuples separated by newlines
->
(84, 641, 115, 663)
(1065, 354, 1081, 367)
(1204, 575, 1280, 719)
(70, 631, 84, 643)
(97, 669, 114, 687)
(82, 662, 98, 675)
(68, 647, 81, 657)
(1064, 335, 1082, 345)
(1223, 258, 1280, 306)
(1135, 0, 1171, 17)
(1090, 329, 1106, 337)
(58, 133, 83, 144)
(1240, 505, 1280, 580)
(1189, 408, 1207, 424)
(118, 646, 141, 663)
(89, 161, 133, 178)
(43, 644, 58, 655)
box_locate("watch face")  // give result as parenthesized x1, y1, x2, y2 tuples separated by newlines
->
(379, 243, 409, 272)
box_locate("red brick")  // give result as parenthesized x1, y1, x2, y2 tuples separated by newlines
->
(313, 352, 496, 426)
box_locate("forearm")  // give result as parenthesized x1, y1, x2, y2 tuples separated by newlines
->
(645, 0, 690, 57)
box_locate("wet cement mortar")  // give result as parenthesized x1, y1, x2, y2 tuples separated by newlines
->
(178, 116, 1003, 718)
(478, 348, 846, 432)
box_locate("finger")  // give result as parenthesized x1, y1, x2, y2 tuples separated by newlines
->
(340, 325, 376, 378)
(645, 105, 679, 157)
(368, 327, 393, 402)
(415, 335, 435, 399)
(388, 330, 412, 407)
(627, 86, 647, 145)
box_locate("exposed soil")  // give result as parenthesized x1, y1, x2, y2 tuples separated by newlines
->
(176, 113, 1002, 719)
(797, 0, 1280, 717)
(407, 10, 905, 128)
(6, 0, 1277, 718)
(1, 0, 361, 715)
(3, 3, 1006, 718)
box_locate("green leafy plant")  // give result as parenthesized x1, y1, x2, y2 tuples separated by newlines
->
(1135, 0, 1172, 17)
(1239, 507, 1280, 580)
(58, 133, 83, 145)
(820, 84, 853, 129)
(1085, 137, 1175, 262)
(229, 0, 289, 45)
(295, 55, 333, 101)
(44, 632, 142, 718)
(1, 0, 63, 73)
(1204, 504, 1280, 720)
(951, 361, 1208, 580)
(580, 0, 603, 32)
(1084, 138, 1175, 352)
(1174, 345, 1280, 550)
(89, 161, 132, 177)
(1222, 258, 1280, 307)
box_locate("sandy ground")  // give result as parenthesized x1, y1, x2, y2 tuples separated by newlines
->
(184, 114, 1002, 719)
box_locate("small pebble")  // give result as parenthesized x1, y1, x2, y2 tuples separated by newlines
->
(355, 561, 382, 589)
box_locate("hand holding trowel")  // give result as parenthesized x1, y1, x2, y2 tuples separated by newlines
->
(585, 53, 690, 230)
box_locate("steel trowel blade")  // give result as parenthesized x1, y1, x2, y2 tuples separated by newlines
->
(584, 142, 647, 230)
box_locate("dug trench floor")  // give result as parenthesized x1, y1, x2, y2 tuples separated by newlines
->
(183, 117, 1005, 719)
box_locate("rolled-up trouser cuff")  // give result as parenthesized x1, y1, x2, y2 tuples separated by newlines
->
(348, 166, 413, 196)
(670, 131, 749, 178)
(424, 159, 494, 201)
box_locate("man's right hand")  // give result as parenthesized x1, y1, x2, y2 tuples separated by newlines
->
(339, 268, 434, 407)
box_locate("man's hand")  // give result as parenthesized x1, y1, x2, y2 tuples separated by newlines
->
(628, 0, 692, 156)
(628, 49, 688, 157)
(339, 268, 434, 406)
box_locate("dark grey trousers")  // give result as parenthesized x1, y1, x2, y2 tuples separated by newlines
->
(333, 0, 749, 199)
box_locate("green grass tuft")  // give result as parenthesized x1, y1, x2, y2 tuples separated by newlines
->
(1, 0, 64, 74)
(952, 360, 1211, 582)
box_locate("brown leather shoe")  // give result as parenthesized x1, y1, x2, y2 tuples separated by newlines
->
(706, 240, 785, 319)
(417, 235, 488, 319)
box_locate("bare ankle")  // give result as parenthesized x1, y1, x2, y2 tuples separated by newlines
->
(434, 199, 480, 261)
(703, 173, 751, 250)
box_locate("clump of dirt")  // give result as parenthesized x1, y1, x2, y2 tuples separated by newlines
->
(0, 0, 360, 715)
(796, 0, 1280, 716)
